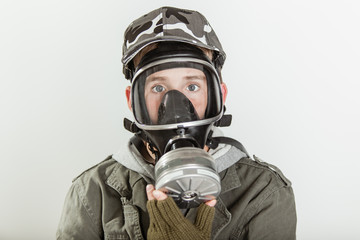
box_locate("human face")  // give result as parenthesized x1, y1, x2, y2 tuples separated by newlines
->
(144, 68, 208, 124)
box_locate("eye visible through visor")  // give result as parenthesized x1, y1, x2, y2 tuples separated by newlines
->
(132, 58, 223, 128)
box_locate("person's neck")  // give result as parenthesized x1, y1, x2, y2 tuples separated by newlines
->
(144, 142, 156, 164)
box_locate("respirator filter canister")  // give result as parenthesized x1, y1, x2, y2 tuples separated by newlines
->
(155, 147, 221, 209)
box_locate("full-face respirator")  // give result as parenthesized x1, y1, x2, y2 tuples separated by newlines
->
(124, 43, 226, 208)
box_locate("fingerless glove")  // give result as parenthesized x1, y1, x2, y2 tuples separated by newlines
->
(146, 197, 215, 240)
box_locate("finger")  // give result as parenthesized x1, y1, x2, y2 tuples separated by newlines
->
(205, 199, 217, 207)
(152, 190, 168, 200)
(146, 184, 155, 201)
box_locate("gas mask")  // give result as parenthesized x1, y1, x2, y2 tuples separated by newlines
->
(124, 43, 225, 208)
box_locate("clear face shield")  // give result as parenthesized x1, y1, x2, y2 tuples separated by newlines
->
(130, 45, 223, 208)
(132, 59, 223, 129)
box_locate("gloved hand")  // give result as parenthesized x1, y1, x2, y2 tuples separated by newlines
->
(146, 184, 216, 240)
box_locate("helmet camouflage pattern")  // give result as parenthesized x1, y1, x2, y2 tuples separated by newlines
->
(122, 6, 226, 79)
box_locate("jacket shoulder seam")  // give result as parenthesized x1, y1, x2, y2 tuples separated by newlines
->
(72, 155, 114, 182)
(237, 157, 291, 187)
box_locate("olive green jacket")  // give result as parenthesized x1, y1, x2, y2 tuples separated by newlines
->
(57, 141, 296, 239)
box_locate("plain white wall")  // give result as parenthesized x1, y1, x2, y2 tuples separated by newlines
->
(1, 0, 359, 239)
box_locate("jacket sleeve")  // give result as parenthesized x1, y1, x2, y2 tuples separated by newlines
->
(56, 182, 102, 240)
(241, 186, 297, 240)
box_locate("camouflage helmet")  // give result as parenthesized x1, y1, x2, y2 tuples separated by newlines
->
(122, 6, 226, 80)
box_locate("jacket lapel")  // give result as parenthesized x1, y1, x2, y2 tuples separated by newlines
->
(212, 164, 241, 238)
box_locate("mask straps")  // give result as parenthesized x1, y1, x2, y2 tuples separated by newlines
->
(124, 118, 160, 161)
(206, 130, 250, 158)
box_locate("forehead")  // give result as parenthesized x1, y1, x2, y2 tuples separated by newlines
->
(146, 67, 206, 81)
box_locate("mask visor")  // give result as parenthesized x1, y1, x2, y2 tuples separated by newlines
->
(131, 59, 223, 127)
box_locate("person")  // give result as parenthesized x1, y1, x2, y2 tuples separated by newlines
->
(57, 6, 297, 240)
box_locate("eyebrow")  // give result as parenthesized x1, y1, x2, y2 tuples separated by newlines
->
(146, 74, 206, 83)
(185, 75, 206, 81)
(145, 76, 167, 83)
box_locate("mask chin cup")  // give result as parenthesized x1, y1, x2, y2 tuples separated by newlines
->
(154, 147, 221, 209)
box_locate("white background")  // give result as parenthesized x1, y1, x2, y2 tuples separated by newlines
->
(1, 0, 359, 239)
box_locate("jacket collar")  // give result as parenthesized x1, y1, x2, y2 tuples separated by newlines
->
(106, 161, 145, 198)
(219, 161, 241, 193)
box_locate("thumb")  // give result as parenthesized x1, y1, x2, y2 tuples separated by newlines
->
(205, 199, 217, 207)
(152, 190, 168, 201)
